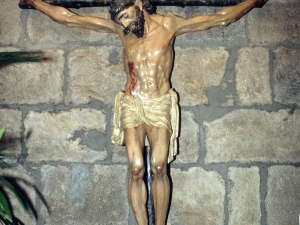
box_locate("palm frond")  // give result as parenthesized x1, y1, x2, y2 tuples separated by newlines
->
(0, 189, 12, 223)
(0, 178, 29, 215)
(0, 52, 44, 65)
(0, 129, 4, 140)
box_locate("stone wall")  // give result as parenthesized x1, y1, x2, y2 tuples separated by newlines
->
(0, 0, 300, 224)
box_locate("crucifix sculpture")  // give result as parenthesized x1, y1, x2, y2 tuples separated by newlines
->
(19, 0, 267, 224)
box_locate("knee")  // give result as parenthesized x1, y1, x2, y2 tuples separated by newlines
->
(150, 159, 167, 177)
(129, 161, 145, 178)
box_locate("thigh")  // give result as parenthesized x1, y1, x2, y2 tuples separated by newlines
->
(146, 126, 170, 164)
(124, 125, 146, 165)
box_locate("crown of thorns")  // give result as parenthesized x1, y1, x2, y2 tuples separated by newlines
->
(110, 0, 136, 20)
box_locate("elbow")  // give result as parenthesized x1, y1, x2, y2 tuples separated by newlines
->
(49, 11, 78, 27)
(64, 20, 76, 28)
(217, 13, 236, 26)
(222, 18, 236, 26)
(58, 16, 78, 28)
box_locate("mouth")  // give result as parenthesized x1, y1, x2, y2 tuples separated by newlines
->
(128, 21, 136, 31)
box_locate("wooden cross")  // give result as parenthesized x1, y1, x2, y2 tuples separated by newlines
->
(19, 0, 265, 9)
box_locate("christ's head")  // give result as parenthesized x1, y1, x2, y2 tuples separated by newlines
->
(110, 0, 154, 38)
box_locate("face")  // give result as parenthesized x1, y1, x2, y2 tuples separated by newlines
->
(116, 6, 145, 38)
(116, 5, 137, 28)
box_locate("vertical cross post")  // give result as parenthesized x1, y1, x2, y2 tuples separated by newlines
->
(145, 146, 155, 225)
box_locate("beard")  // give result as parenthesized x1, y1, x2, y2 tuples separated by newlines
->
(123, 7, 145, 38)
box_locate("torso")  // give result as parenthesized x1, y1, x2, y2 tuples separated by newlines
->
(118, 13, 176, 99)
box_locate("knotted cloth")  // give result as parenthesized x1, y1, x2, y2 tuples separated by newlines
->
(111, 89, 179, 163)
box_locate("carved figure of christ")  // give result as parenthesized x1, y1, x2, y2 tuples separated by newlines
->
(22, 0, 266, 224)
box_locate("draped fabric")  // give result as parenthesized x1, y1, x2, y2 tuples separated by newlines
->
(111, 89, 179, 163)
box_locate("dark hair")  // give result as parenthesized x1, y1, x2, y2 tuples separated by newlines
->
(142, 0, 155, 15)
(110, 0, 135, 21)
(110, 0, 155, 21)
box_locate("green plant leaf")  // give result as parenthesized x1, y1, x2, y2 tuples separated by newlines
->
(0, 178, 29, 215)
(0, 189, 12, 222)
(0, 52, 43, 65)
(0, 129, 4, 140)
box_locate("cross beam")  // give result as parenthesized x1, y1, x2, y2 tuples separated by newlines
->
(19, 0, 265, 9)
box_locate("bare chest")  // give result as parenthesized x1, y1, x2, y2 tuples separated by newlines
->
(122, 29, 174, 62)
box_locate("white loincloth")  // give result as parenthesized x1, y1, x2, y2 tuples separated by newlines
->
(111, 89, 179, 163)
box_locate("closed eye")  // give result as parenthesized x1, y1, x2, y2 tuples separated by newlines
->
(119, 13, 128, 21)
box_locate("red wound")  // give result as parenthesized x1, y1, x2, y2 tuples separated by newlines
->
(128, 62, 137, 95)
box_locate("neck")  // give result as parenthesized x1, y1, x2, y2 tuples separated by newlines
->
(143, 10, 152, 35)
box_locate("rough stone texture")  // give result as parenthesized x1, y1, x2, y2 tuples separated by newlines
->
(173, 110, 199, 164)
(172, 47, 229, 106)
(157, 6, 185, 16)
(266, 166, 300, 225)
(27, 8, 108, 45)
(111, 144, 127, 163)
(273, 47, 300, 106)
(40, 164, 129, 225)
(0, 48, 64, 104)
(184, 6, 246, 42)
(0, 0, 22, 45)
(204, 109, 300, 164)
(248, 0, 300, 45)
(0, 165, 36, 225)
(235, 47, 272, 106)
(167, 167, 225, 225)
(0, 109, 22, 162)
(66, 46, 125, 106)
(228, 167, 261, 225)
(25, 109, 107, 163)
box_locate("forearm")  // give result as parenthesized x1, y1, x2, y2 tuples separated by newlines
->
(217, 0, 262, 25)
(27, 0, 75, 24)
(25, 0, 117, 32)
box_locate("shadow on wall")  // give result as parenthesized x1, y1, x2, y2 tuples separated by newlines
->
(0, 128, 50, 224)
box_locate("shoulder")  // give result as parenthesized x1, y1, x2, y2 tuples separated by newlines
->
(150, 13, 183, 30)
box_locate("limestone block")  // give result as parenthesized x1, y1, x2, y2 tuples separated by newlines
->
(111, 144, 127, 163)
(66, 46, 125, 106)
(0, 166, 36, 225)
(0, 109, 22, 162)
(172, 47, 229, 106)
(0, 0, 22, 45)
(168, 167, 225, 225)
(173, 110, 199, 164)
(184, 7, 246, 42)
(266, 166, 300, 225)
(273, 47, 300, 106)
(157, 6, 185, 17)
(248, 0, 300, 45)
(0, 49, 64, 104)
(204, 109, 300, 164)
(25, 108, 107, 163)
(235, 47, 271, 106)
(27, 8, 108, 45)
(40, 164, 129, 225)
(228, 167, 261, 225)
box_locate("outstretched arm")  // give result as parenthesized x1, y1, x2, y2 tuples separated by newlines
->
(172, 0, 267, 36)
(23, 0, 118, 33)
